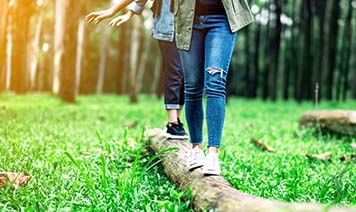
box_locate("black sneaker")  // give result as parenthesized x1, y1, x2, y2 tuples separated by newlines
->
(165, 122, 189, 139)
(177, 118, 188, 135)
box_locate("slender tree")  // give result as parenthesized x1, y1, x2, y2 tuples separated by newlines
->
(10, 0, 35, 93)
(244, 25, 251, 98)
(262, 0, 271, 100)
(29, 4, 45, 90)
(300, 0, 313, 100)
(292, 0, 301, 101)
(314, 0, 326, 98)
(0, 0, 8, 91)
(325, 0, 341, 100)
(270, 0, 282, 101)
(114, 28, 126, 94)
(75, 18, 86, 95)
(58, 0, 84, 102)
(53, 0, 65, 94)
(283, 0, 296, 100)
(118, 24, 132, 94)
(339, 0, 353, 101)
(137, 33, 154, 93)
(252, 22, 261, 98)
(128, 16, 141, 103)
(96, 27, 110, 94)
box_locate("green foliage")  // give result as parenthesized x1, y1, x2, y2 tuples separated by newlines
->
(221, 99, 356, 205)
(0, 94, 192, 211)
(0, 94, 355, 210)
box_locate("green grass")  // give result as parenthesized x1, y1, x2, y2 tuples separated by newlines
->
(221, 99, 355, 206)
(0, 94, 355, 210)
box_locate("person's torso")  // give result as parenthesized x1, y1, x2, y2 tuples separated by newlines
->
(174, 0, 255, 50)
(195, 0, 225, 16)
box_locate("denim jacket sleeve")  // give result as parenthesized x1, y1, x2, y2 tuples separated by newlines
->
(128, 0, 148, 15)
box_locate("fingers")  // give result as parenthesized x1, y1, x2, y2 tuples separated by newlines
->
(115, 20, 125, 27)
(108, 19, 115, 27)
(85, 12, 98, 23)
(94, 16, 103, 25)
(109, 18, 122, 27)
(85, 11, 109, 24)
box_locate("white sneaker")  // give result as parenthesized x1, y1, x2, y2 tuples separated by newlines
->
(187, 147, 205, 171)
(203, 153, 221, 175)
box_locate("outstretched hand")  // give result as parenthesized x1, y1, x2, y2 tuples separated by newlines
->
(108, 11, 134, 27)
(85, 9, 114, 25)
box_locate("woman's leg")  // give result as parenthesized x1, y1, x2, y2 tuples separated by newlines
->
(204, 15, 237, 152)
(179, 28, 205, 147)
(158, 39, 187, 138)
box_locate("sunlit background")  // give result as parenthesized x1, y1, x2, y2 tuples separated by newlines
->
(1, 1, 356, 210)
(0, 0, 355, 102)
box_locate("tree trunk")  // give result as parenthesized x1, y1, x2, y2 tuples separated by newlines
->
(115, 25, 129, 94)
(300, 0, 313, 100)
(262, 0, 271, 100)
(121, 25, 133, 94)
(137, 36, 154, 93)
(96, 27, 110, 94)
(151, 57, 161, 94)
(314, 0, 326, 99)
(252, 22, 260, 98)
(283, 0, 296, 100)
(325, 0, 341, 100)
(145, 129, 355, 211)
(29, 6, 44, 91)
(292, 0, 301, 102)
(244, 26, 251, 98)
(58, 0, 82, 102)
(295, 0, 308, 102)
(75, 19, 85, 95)
(53, 0, 66, 94)
(10, 0, 34, 93)
(270, 0, 282, 101)
(340, 0, 353, 101)
(129, 16, 141, 103)
(0, 0, 8, 91)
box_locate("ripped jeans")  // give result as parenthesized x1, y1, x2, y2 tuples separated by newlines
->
(179, 14, 237, 148)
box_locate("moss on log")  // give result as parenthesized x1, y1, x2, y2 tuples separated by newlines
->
(300, 110, 356, 136)
(145, 129, 354, 212)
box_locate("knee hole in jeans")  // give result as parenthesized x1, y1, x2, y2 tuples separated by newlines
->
(207, 67, 224, 79)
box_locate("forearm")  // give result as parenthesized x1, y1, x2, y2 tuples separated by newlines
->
(109, 0, 136, 15)
(128, 0, 148, 15)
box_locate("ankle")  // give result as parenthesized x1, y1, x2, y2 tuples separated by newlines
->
(192, 144, 203, 150)
(207, 147, 219, 154)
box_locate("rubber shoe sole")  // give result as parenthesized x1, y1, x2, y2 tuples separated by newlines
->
(188, 161, 204, 171)
(164, 132, 189, 140)
(202, 167, 220, 176)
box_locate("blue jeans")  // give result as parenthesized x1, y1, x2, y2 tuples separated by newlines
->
(179, 15, 237, 148)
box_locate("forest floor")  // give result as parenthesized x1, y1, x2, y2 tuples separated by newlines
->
(0, 94, 355, 210)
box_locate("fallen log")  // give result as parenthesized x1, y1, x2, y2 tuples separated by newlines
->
(145, 129, 354, 212)
(300, 110, 356, 136)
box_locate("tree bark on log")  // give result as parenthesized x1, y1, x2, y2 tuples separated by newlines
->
(300, 110, 356, 136)
(145, 129, 354, 212)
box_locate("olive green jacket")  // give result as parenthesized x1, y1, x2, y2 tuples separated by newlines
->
(173, 0, 255, 50)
